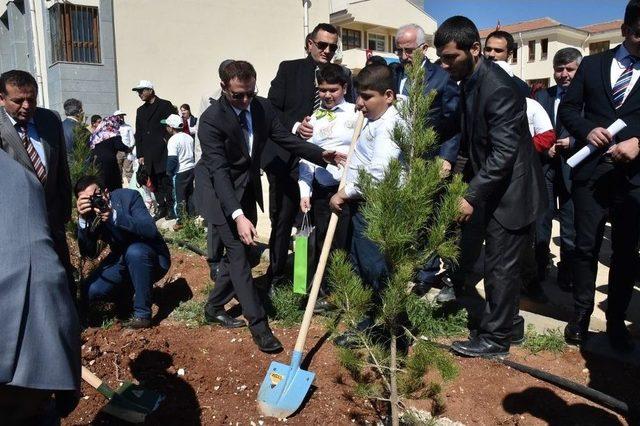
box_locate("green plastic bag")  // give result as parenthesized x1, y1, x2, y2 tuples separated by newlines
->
(293, 213, 315, 294)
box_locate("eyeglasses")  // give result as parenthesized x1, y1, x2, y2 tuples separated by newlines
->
(310, 39, 339, 53)
(225, 89, 258, 100)
(395, 44, 425, 56)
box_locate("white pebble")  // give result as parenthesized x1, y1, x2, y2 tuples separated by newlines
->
(177, 368, 185, 376)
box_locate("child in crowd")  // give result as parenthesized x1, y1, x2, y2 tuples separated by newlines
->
(162, 114, 195, 228)
(328, 64, 403, 346)
(298, 63, 358, 302)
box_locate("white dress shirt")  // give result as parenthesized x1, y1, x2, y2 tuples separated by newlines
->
(344, 105, 402, 199)
(7, 113, 48, 170)
(230, 105, 254, 221)
(298, 100, 357, 198)
(610, 43, 640, 106)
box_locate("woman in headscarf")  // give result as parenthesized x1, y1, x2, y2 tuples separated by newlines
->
(89, 115, 131, 191)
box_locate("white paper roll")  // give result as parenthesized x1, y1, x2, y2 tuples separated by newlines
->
(566, 119, 627, 168)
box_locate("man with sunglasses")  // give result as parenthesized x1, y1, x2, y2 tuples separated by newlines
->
(265, 23, 354, 289)
(199, 60, 346, 353)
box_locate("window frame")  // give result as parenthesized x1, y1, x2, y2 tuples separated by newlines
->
(49, 3, 101, 65)
(367, 33, 386, 52)
(541, 38, 548, 61)
(341, 28, 362, 51)
(528, 40, 536, 62)
(589, 41, 610, 54)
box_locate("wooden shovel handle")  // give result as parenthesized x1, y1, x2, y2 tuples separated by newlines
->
(81, 365, 104, 389)
(294, 112, 365, 354)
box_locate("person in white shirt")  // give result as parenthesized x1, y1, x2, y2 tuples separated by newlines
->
(114, 110, 136, 183)
(328, 64, 403, 348)
(162, 114, 195, 226)
(298, 64, 358, 288)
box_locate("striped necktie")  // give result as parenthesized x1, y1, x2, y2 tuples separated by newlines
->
(612, 55, 639, 109)
(313, 67, 321, 112)
(18, 124, 47, 184)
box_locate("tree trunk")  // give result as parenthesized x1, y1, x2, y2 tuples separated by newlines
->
(390, 332, 399, 426)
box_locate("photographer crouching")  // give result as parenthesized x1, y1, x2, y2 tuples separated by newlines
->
(75, 175, 171, 328)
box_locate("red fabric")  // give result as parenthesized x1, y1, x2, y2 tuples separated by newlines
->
(532, 129, 556, 152)
(182, 117, 190, 134)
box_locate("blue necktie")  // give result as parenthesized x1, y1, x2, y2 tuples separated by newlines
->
(612, 55, 638, 109)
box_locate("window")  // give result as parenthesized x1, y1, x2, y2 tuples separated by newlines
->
(528, 40, 536, 62)
(50, 3, 101, 64)
(342, 28, 361, 50)
(512, 43, 518, 64)
(368, 33, 385, 52)
(390, 35, 396, 53)
(589, 41, 610, 54)
(541, 38, 548, 60)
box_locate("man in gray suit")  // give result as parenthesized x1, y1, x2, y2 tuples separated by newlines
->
(62, 97, 84, 161)
(0, 70, 73, 293)
(0, 148, 80, 424)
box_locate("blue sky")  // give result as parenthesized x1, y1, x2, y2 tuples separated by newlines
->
(424, 0, 629, 29)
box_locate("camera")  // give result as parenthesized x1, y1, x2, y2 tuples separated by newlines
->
(89, 194, 110, 212)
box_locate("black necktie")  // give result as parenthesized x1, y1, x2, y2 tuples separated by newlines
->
(238, 109, 249, 130)
(313, 67, 321, 112)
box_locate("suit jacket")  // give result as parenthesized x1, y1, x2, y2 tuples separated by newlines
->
(77, 188, 170, 265)
(534, 85, 573, 192)
(0, 149, 80, 393)
(198, 96, 326, 225)
(559, 46, 640, 184)
(134, 97, 176, 174)
(400, 59, 461, 164)
(62, 117, 77, 157)
(0, 106, 72, 259)
(459, 58, 544, 230)
(265, 55, 354, 169)
(513, 75, 532, 98)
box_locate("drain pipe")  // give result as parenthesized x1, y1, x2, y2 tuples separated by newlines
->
(518, 32, 524, 79)
(581, 33, 591, 54)
(28, 0, 45, 107)
(303, 0, 309, 53)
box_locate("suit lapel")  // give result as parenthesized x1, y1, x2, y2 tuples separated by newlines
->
(250, 99, 266, 159)
(220, 97, 250, 159)
(601, 48, 618, 108)
(0, 108, 36, 173)
(33, 109, 53, 172)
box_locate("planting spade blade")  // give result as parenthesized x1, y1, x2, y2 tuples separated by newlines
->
(257, 354, 315, 418)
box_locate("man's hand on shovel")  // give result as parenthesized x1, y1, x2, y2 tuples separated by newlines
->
(329, 189, 347, 213)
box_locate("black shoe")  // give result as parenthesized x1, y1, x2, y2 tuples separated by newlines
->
(204, 305, 246, 328)
(511, 315, 525, 345)
(334, 330, 361, 349)
(124, 317, 152, 329)
(313, 297, 335, 314)
(251, 327, 283, 353)
(209, 262, 220, 282)
(435, 284, 457, 304)
(451, 336, 509, 358)
(153, 209, 168, 221)
(412, 281, 431, 297)
(521, 280, 549, 304)
(606, 321, 635, 353)
(166, 212, 178, 220)
(564, 314, 589, 345)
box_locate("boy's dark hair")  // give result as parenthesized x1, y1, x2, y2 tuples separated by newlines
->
(355, 64, 395, 94)
(485, 30, 516, 54)
(221, 60, 256, 84)
(625, 0, 640, 26)
(90, 114, 102, 125)
(367, 55, 388, 66)
(434, 15, 480, 51)
(317, 63, 348, 86)
(74, 175, 101, 197)
(0, 70, 38, 95)
(310, 23, 338, 39)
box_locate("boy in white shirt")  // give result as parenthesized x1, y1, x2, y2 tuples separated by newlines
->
(162, 114, 195, 227)
(329, 64, 403, 346)
(299, 64, 358, 285)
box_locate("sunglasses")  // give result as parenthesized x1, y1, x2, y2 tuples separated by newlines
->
(310, 39, 338, 53)
(395, 44, 425, 55)
(226, 90, 258, 100)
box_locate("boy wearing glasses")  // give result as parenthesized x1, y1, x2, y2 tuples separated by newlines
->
(198, 60, 346, 353)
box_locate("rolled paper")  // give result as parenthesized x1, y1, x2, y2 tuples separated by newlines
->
(567, 119, 627, 168)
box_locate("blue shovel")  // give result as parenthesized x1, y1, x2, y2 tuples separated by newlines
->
(257, 113, 364, 418)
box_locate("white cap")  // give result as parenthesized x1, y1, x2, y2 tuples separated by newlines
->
(132, 80, 154, 91)
(161, 114, 182, 129)
(113, 109, 126, 116)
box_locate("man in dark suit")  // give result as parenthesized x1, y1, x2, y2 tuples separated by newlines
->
(133, 79, 177, 220)
(61, 98, 83, 162)
(266, 23, 354, 287)
(76, 175, 171, 329)
(533, 48, 582, 292)
(0, 70, 73, 291)
(395, 23, 461, 296)
(558, 0, 640, 352)
(435, 16, 544, 357)
(199, 60, 345, 352)
(483, 30, 531, 98)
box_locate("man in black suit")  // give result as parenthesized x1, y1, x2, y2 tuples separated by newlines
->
(483, 30, 531, 98)
(199, 60, 345, 352)
(435, 16, 544, 357)
(559, 0, 640, 352)
(265, 23, 353, 287)
(0, 70, 73, 292)
(133, 79, 177, 220)
(533, 48, 582, 292)
(61, 98, 83, 162)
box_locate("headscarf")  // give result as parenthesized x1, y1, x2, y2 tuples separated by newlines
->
(89, 115, 123, 149)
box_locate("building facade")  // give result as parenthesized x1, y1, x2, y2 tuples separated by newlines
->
(479, 17, 624, 87)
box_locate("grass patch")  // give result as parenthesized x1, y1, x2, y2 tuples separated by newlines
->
(164, 213, 207, 253)
(169, 299, 206, 327)
(101, 318, 115, 330)
(267, 284, 305, 327)
(523, 324, 566, 354)
(406, 294, 468, 339)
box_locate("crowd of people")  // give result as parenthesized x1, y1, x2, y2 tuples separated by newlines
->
(1, 0, 639, 422)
